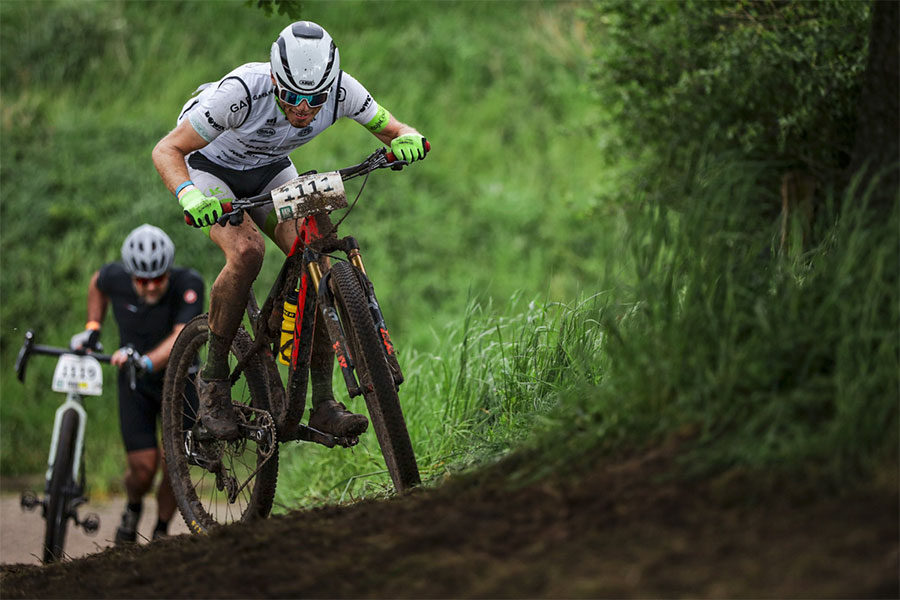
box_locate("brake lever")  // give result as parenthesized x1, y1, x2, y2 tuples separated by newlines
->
(216, 210, 244, 227)
(122, 346, 138, 391)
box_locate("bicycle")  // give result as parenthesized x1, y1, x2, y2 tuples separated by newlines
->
(14, 329, 141, 563)
(162, 145, 428, 534)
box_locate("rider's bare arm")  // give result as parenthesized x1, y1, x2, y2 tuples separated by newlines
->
(86, 271, 109, 329)
(371, 113, 422, 146)
(152, 119, 210, 195)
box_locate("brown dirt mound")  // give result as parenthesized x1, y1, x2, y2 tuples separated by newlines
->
(1, 442, 897, 599)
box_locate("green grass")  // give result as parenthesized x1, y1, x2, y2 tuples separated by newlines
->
(0, 0, 607, 493)
(1, 0, 893, 510)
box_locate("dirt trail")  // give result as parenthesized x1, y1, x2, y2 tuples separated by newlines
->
(0, 491, 189, 565)
(1, 445, 897, 598)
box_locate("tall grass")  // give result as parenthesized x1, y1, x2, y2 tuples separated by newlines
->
(2, 1, 892, 507)
(0, 1, 604, 493)
(524, 160, 899, 491)
(274, 290, 611, 509)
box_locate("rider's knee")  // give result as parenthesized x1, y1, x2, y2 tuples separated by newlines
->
(229, 235, 265, 273)
(126, 457, 157, 490)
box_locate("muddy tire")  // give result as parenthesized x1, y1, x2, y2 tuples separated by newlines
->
(162, 315, 278, 534)
(330, 261, 420, 492)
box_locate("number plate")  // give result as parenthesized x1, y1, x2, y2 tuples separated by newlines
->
(271, 171, 348, 223)
(52, 354, 103, 396)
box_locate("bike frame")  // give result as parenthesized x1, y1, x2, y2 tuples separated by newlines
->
(239, 206, 403, 444)
(13, 330, 129, 557)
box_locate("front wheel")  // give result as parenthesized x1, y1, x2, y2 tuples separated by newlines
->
(162, 315, 279, 534)
(331, 261, 421, 492)
(43, 408, 79, 563)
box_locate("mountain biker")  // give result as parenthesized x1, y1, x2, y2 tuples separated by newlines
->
(69, 224, 204, 544)
(151, 21, 429, 441)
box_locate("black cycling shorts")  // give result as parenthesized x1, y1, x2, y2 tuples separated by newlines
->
(117, 372, 198, 452)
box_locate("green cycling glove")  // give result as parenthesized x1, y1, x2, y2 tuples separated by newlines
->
(180, 188, 223, 228)
(390, 134, 428, 163)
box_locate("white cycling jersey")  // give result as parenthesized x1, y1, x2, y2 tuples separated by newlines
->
(178, 62, 380, 170)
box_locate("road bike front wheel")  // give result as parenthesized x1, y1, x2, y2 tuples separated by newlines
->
(330, 261, 421, 492)
(162, 315, 279, 534)
(43, 408, 78, 563)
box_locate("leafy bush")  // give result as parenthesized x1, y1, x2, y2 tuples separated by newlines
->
(589, 0, 870, 192)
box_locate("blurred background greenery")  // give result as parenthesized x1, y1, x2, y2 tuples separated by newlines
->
(1, 0, 896, 509)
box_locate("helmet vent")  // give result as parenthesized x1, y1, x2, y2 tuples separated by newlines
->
(292, 22, 324, 39)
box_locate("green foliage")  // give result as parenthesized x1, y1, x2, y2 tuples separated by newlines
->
(1, 0, 889, 508)
(0, 0, 601, 491)
(250, 0, 303, 20)
(275, 291, 611, 507)
(534, 160, 898, 488)
(589, 0, 870, 191)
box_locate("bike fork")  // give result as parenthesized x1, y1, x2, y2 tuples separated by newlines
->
(342, 241, 405, 386)
(306, 246, 405, 393)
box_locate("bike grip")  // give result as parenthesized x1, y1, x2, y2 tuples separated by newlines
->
(184, 203, 232, 226)
(386, 139, 431, 163)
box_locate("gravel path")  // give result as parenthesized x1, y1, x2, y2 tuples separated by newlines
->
(0, 492, 189, 565)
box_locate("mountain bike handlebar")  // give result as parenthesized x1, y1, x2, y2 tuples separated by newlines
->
(15, 329, 142, 390)
(184, 142, 430, 227)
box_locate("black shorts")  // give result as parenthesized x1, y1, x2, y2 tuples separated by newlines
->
(188, 152, 292, 198)
(117, 372, 198, 452)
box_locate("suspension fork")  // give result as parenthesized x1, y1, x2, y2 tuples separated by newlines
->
(312, 239, 405, 390)
(343, 238, 404, 386)
(308, 250, 362, 398)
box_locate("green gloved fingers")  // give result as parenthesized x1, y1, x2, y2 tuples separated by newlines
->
(179, 188, 222, 228)
(390, 134, 427, 163)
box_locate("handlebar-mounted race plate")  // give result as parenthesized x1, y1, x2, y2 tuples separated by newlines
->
(52, 354, 104, 396)
(271, 171, 349, 223)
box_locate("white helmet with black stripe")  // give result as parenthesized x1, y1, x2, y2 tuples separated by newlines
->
(270, 21, 340, 95)
(121, 224, 174, 279)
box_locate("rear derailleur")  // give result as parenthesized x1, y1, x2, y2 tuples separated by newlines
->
(184, 403, 277, 503)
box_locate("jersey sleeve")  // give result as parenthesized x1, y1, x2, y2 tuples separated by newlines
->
(337, 72, 380, 126)
(96, 263, 128, 296)
(96, 264, 113, 295)
(172, 270, 205, 324)
(187, 77, 253, 142)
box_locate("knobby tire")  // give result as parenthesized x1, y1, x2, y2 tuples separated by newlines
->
(162, 315, 278, 534)
(331, 261, 421, 492)
(43, 409, 78, 563)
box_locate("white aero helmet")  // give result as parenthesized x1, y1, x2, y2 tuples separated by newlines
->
(270, 21, 340, 96)
(121, 224, 174, 278)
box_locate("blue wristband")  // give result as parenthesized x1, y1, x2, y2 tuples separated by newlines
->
(142, 355, 153, 373)
(174, 180, 194, 198)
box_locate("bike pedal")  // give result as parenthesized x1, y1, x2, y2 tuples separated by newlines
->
(80, 513, 101, 535)
(336, 435, 360, 448)
(20, 490, 41, 512)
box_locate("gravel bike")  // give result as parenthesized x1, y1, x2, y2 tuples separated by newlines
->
(14, 330, 141, 563)
(162, 145, 427, 534)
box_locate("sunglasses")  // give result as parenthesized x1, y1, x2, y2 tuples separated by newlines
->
(275, 84, 330, 108)
(134, 274, 168, 286)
